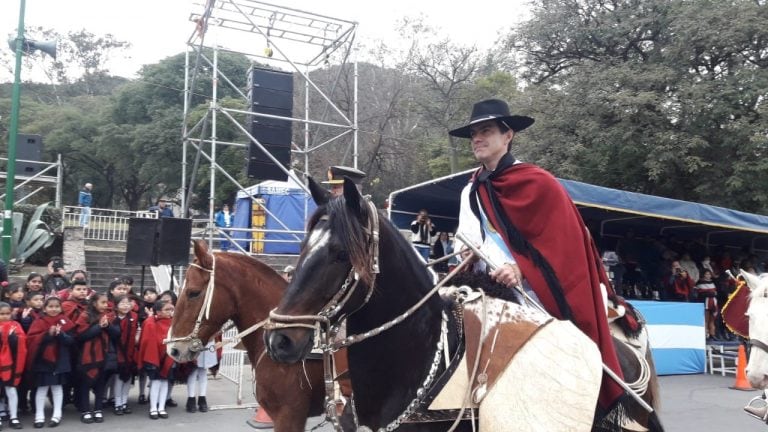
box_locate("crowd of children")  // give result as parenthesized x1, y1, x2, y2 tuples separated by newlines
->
(0, 269, 218, 428)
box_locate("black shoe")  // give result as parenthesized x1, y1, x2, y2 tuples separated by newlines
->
(197, 396, 208, 413)
(149, 412, 158, 420)
(113, 406, 123, 416)
(122, 405, 132, 415)
(47, 418, 60, 428)
(93, 411, 103, 424)
(185, 398, 197, 413)
(158, 411, 168, 419)
(33, 423, 43, 429)
(137, 395, 147, 405)
(165, 399, 177, 408)
(80, 413, 93, 425)
(10, 419, 22, 429)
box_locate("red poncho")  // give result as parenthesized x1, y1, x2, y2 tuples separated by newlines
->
(75, 311, 115, 381)
(470, 159, 624, 412)
(138, 316, 174, 379)
(0, 320, 27, 386)
(25, 313, 76, 371)
(115, 311, 138, 367)
(62, 299, 86, 323)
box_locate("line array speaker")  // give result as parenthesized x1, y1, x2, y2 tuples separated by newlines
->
(15, 134, 43, 175)
(247, 66, 293, 181)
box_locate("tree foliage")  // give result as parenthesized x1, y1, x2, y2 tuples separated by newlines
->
(509, 0, 768, 212)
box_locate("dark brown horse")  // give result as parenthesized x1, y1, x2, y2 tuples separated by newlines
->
(167, 240, 325, 432)
(265, 178, 663, 432)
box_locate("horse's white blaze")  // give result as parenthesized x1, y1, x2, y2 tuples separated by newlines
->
(304, 227, 330, 261)
(741, 270, 768, 389)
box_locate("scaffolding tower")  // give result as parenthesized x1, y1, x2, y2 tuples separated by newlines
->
(180, 0, 358, 252)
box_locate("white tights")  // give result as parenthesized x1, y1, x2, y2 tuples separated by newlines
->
(149, 380, 168, 413)
(113, 378, 132, 408)
(4, 387, 17, 419)
(186, 367, 208, 398)
(34, 385, 63, 422)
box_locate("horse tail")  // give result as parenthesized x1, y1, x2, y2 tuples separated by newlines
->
(646, 411, 665, 432)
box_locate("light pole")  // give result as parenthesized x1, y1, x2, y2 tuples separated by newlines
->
(3, 0, 26, 261)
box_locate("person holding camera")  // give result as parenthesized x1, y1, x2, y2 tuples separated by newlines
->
(43, 256, 70, 296)
(410, 209, 436, 261)
(667, 260, 694, 302)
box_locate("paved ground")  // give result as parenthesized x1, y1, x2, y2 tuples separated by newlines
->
(11, 371, 766, 431)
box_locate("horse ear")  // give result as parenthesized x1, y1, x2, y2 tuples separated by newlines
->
(740, 269, 761, 291)
(193, 239, 212, 268)
(308, 176, 329, 206)
(343, 177, 363, 215)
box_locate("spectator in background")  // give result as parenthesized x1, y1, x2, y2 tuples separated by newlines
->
(44, 257, 70, 296)
(679, 252, 700, 284)
(667, 260, 694, 301)
(694, 269, 718, 340)
(281, 266, 295, 283)
(431, 232, 455, 274)
(214, 204, 233, 252)
(149, 199, 173, 218)
(410, 209, 436, 262)
(78, 183, 93, 228)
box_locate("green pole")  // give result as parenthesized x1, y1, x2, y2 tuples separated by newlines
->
(3, 0, 26, 261)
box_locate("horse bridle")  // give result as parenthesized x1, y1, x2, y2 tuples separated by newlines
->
(163, 254, 218, 353)
(266, 198, 382, 335)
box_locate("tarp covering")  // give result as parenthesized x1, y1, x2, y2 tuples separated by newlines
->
(630, 300, 705, 375)
(234, 173, 314, 254)
(387, 170, 768, 250)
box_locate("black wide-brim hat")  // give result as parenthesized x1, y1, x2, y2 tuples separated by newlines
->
(448, 98, 535, 138)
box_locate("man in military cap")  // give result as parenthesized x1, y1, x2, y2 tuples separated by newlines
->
(322, 165, 366, 197)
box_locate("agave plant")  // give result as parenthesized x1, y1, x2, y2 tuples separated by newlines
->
(6, 202, 56, 266)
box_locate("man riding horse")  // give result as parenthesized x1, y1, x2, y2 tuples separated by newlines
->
(451, 98, 629, 422)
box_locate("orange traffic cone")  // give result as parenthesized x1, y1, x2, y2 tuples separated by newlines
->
(246, 406, 273, 429)
(731, 345, 755, 391)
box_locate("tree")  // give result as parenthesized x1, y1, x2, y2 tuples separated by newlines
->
(507, 0, 768, 212)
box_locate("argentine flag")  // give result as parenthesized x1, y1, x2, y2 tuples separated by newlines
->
(630, 300, 706, 375)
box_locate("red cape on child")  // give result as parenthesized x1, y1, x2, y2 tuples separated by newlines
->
(26, 314, 75, 372)
(138, 316, 174, 378)
(0, 320, 27, 386)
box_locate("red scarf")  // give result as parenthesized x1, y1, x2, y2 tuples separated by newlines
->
(75, 311, 114, 381)
(471, 160, 624, 411)
(0, 320, 27, 386)
(115, 311, 138, 365)
(62, 299, 86, 323)
(25, 313, 75, 371)
(138, 316, 174, 378)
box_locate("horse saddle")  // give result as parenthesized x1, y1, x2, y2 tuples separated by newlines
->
(428, 288, 551, 410)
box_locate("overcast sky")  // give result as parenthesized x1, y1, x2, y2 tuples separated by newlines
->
(0, 0, 530, 81)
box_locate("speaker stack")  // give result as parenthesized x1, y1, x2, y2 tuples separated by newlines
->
(15, 134, 43, 176)
(246, 66, 293, 182)
(125, 218, 192, 266)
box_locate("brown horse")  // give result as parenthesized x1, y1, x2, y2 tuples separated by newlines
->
(167, 240, 325, 432)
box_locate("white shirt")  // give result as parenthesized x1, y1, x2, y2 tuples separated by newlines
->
(454, 181, 516, 270)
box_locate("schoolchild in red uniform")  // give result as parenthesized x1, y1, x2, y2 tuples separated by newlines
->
(74, 293, 118, 424)
(26, 297, 75, 428)
(61, 281, 88, 323)
(137, 300, 175, 420)
(0, 301, 27, 429)
(111, 295, 138, 415)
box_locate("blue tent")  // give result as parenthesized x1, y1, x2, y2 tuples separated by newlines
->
(234, 175, 315, 254)
(387, 170, 768, 251)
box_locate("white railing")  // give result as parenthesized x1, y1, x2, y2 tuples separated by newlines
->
(62, 206, 157, 241)
(210, 323, 257, 410)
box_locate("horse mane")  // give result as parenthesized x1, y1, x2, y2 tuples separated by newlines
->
(748, 274, 768, 301)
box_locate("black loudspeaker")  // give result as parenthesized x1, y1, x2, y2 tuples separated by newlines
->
(125, 218, 192, 266)
(156, 218, 192, 266)
(15, 134, 43, 175)
(125, 218, 159, 266)
(247, 66, 293, 181)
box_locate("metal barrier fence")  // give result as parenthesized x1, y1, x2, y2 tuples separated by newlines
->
(61, 206, 156, 241)
(210, 323, 257, 410)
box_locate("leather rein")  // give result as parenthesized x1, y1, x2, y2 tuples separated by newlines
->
(163, 253, 268, 352)
(265, 198, 475, 432)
